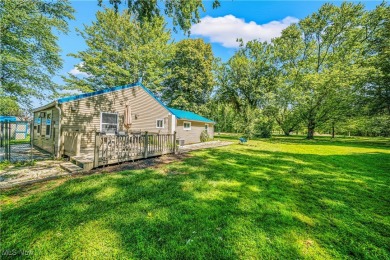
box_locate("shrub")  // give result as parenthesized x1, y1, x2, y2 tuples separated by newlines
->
(200, 130, 210, 142)
(254, 118, 273, 138)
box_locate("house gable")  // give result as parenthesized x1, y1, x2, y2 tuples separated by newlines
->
(34, 82, 215, 125)
(57, 82, 170, 114)
(58, 85, 172, 153)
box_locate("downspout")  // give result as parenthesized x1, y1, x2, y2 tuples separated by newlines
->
(54, 101, 62, 158)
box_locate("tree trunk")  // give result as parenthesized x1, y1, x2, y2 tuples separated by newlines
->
(307, 120, 315, 139)
(331, 122, 335, 139)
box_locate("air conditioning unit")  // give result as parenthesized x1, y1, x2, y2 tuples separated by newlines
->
(176, 139, 185, 146)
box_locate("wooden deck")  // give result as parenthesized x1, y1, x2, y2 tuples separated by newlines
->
(92, 132, 176, 169)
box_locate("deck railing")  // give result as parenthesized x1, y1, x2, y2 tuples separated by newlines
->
(94, 131, 176, 167)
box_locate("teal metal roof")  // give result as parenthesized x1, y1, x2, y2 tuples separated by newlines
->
(168, 108, 215, 124)
(57, 82, 141, 104)
(0, 116, 17, 122)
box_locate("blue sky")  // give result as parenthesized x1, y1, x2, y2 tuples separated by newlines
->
(37, 0, 382, 107)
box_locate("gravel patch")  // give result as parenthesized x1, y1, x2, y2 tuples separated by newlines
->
(0, 160, 68, 189)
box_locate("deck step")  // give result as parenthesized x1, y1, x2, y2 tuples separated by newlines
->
(70, 156, 94, 171)
(60, 162, 84, 173)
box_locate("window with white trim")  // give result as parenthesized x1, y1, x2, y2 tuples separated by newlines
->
(101, 112, 118, 134)
(156, 119, 164, 128)
(205, 124, 208, 132)
(183, 121, 191, 130)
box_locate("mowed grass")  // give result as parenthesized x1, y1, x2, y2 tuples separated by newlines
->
(1, 135, 389, 259)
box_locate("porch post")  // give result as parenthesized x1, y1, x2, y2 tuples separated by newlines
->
(75, 132, 81, 156)
(94, 132, 100, 168)
(0, 122, 3, 148)
(173, 131, 177, 154)
(143, 131, 148, 158)
(6, 121, 11, 161)
(30, 121, 33, 162)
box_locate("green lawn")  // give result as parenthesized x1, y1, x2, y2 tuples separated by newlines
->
(9, 134, 30, 145)
(1, 135, 389, 259)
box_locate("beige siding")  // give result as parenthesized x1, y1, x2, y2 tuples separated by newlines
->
(32, 107, 60, 154)
(60, 86, 171, 155)
(176, 120, 214, 144)
(33, 85, 216, 156)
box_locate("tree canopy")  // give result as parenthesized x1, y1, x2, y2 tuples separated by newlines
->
(358, 3, 390, 116)
(63, 8, 172, 93)
(0, 96, 20, 116)
(98, 0, 220, 34)
(215, 40, 277, 136)
(211, 2, 390, 138)
(0, 0, 74, 105)
(280, 2, 387, 139)
(162, 39, 215, 111)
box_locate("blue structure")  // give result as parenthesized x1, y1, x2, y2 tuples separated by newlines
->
(168, 108, 215, 123)
(0, 116, 17, 122)
(239, 137, 247, 144)
(0, 116, 29, 140)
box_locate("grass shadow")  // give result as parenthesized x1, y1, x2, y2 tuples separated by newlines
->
(1, 138, 389, 259)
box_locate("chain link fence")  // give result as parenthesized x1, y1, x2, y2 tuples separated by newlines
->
(0, 121, 50, 162)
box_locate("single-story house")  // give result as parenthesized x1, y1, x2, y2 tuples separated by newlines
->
(32, 82, 215, 158)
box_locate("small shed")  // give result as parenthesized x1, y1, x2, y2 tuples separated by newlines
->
(0, 116, 29, 140)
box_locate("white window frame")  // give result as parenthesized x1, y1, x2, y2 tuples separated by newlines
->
(156, 119, 164, 128)
(183, 121, 191, 130)
(205, 124, 209, 132)
(100, 112, 119, 135)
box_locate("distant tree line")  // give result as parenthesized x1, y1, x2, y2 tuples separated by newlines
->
(210, 2, 389, 138)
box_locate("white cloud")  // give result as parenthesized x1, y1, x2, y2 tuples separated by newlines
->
(69, 62, 90, 77)
(191, 15, 299, 48)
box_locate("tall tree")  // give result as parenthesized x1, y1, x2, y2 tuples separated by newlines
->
(162, 39, 214, 111)
(0, 0, 74, 105)
(275, 3, 381, 139)
(63, 8, 172, 93)
(216, 40, 278, 136)
(98, 0, 220, 34)
(267, 25, 304, 136)
(358, 3, 390, 115)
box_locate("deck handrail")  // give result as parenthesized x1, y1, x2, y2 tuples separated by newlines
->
(94, 131, 176, 168)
